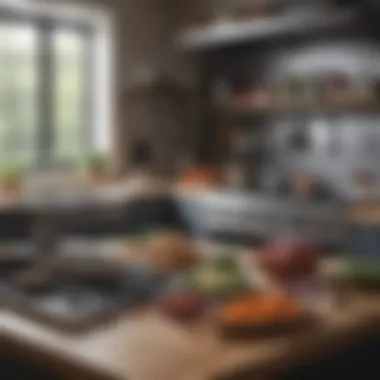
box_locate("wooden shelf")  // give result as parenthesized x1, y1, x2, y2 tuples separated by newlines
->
(219, 102, 380, 117)
(177, 9, 356, 50)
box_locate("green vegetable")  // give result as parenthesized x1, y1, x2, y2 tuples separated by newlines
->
(214, 253, 236, 270)
(85, 152, 108, 173)
(186, 262, 249, 295)
(0, 163, 24, 187)
(341, 261, 380, 288)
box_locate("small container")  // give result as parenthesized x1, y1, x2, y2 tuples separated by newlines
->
(274, 77, 308, 109)
(373, 79, 380, 103)
(225, 162, 247, 189)
(212, 79, 230, 106)
(346, 202, 380, 262)
(318, 72, 351, 106)
(347, 224, 380, 262)
(354, 77, 373, 105)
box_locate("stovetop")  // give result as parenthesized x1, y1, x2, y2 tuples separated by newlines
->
(0, 249, 167, 332)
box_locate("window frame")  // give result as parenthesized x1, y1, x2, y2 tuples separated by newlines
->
(0, 3, 111, 170)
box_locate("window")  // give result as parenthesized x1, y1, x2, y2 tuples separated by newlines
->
(0, 3, 111, 172)
(0, 23, 38, 165)
(54, 28, 89, 164)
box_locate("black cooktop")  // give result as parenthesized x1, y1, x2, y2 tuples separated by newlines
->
(0, 249, 167, 332)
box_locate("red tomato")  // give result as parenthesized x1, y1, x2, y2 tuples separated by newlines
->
(258, 239, 319, 281)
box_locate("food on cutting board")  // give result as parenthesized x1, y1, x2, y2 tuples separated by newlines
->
(337, 260, 380, 290)
(258, 238, 319, 283)
(218, 293, 308, 336)
(179, 166, 223, 189)
(160, 292, 208, 320)
(185, 255, 250, 297)
(143, 232, 200, 271)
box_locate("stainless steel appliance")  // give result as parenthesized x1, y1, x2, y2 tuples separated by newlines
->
(177, 190, 344, 248)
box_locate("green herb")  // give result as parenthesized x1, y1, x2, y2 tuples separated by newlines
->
(0, 164, 24, 186)
(186, 262, 249, 295)
(85, 152, 108, 173)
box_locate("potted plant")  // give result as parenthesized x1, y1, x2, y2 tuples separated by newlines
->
(0, 164, 24, 197)
(85, 152, 109, 185)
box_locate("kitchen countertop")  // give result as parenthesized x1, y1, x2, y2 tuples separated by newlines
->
(3, 294, 380, 380)
(3, 253, 380, 380)
(3, 296, 380, 380)
(0, 177, 173, 212)
(0, 182, 344, 212)
(2, 181, 380, 379)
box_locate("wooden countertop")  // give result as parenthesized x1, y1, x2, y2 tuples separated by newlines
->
(3, 252, 380, 380)
(3, 294, 380, 380)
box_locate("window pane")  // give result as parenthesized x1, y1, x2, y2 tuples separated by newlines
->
(0, 23, 38, 166)
(53, 29, 86, 165)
